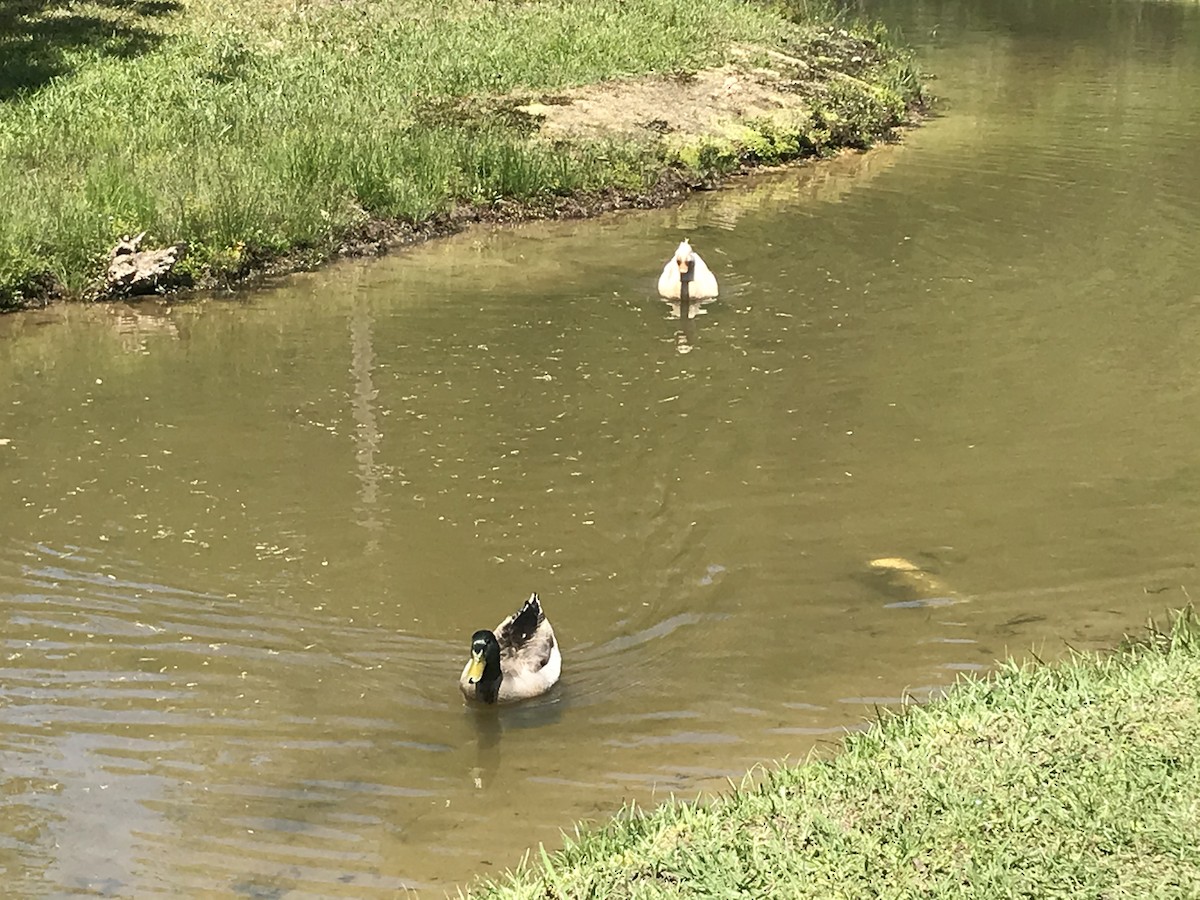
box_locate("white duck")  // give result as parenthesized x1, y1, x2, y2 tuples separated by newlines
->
(657, 239, 719, 302)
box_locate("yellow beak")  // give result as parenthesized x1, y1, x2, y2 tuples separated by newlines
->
(466, 651, 485, 684)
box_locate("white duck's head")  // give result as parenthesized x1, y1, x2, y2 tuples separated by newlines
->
(672, 240, 695, 276)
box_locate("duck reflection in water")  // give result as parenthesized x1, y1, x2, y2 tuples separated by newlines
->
(465, 692, 566, 789)
(460, 593, 565, 788)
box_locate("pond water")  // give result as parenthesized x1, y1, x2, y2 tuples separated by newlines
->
(3, 0, 1200, 894)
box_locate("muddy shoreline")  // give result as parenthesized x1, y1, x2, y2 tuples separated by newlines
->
(223, 154, 891, 302)
(5, 137, 919, 313)
(201, 124, 929, 304)
(3, 36, 927, 312)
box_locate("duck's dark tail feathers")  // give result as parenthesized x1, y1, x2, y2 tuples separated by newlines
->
(499, 593, 544, 648)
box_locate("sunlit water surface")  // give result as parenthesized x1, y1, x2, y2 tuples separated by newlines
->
(3, 0, 1200, 894)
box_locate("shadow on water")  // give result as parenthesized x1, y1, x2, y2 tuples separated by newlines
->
(0, 0, 180, 100)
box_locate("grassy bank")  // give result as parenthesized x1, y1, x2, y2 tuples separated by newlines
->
(0, 0, 922, 309)
(466, 609, 1200, 898)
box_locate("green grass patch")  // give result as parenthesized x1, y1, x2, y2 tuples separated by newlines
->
(0, 0, 923, 306)
(465, 608, 1200, 898)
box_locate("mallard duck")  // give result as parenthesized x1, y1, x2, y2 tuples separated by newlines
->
(657, 239, 720, 302)
(459, 593, 561, 704)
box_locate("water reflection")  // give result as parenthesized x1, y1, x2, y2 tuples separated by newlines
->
(349, 301, 385, 553)
(109, 302, 181, 355)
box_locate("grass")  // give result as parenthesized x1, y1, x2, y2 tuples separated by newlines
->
(464, 608, 1200, 898)
(0, 0, 922, 308)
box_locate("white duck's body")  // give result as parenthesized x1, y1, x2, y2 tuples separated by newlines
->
(657, 239, 719, 302)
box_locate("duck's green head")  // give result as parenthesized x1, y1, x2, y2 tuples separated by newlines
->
(466, 630, 501, 685)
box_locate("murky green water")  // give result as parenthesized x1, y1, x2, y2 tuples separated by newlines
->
(4, 0, 1200, 894)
